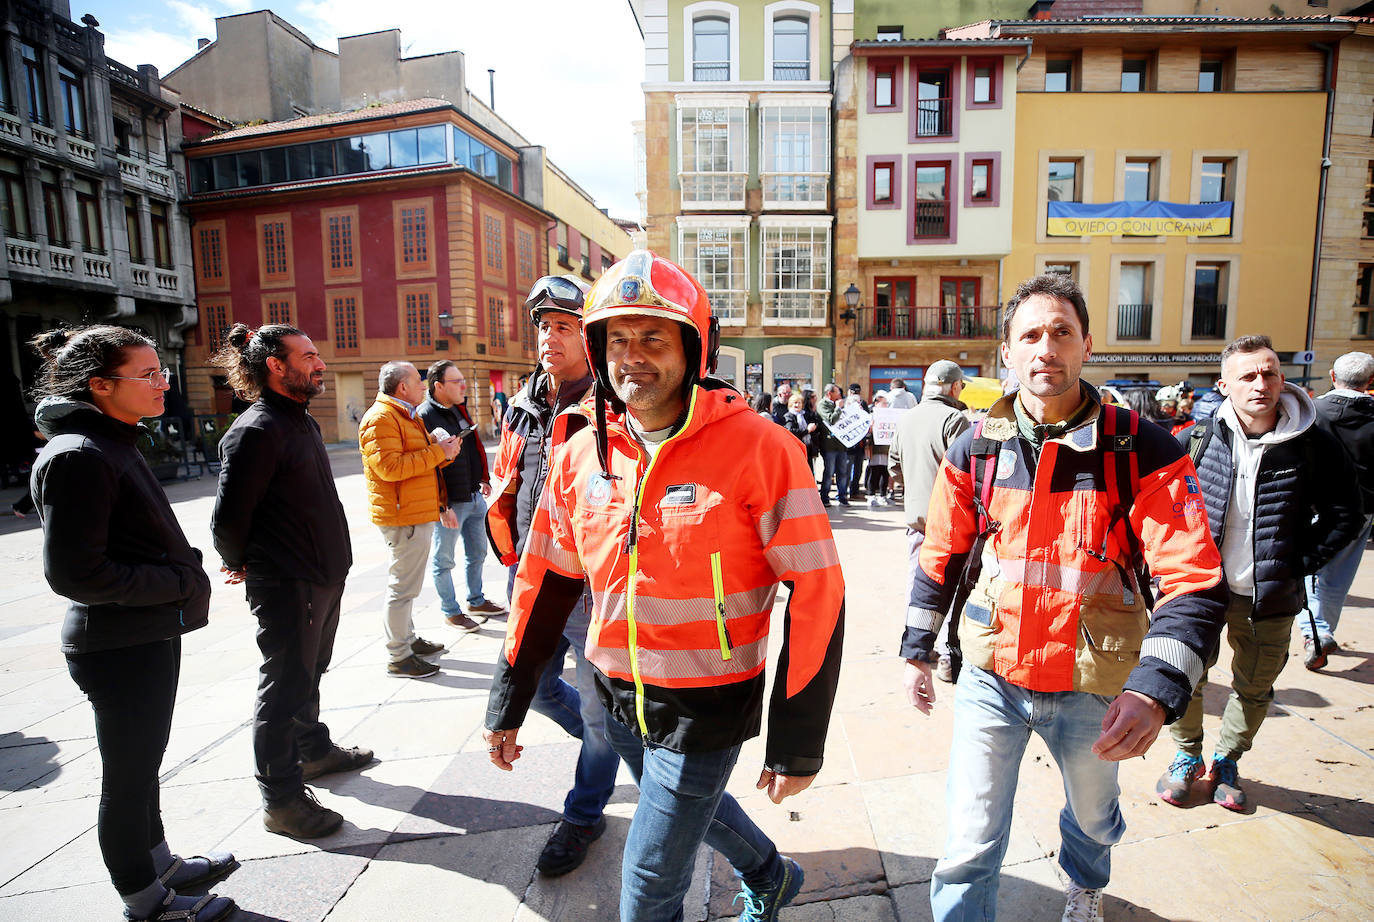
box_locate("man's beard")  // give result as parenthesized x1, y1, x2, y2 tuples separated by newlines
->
(283, 367, 324, 400)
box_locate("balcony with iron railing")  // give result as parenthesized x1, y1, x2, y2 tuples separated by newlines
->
(856, 305, 999, 341)
(912, 200, 950, 239)
(761, 173, 828, 207)
(762, 290, 828, 326)
(679, 171, 747, 208)
(693, 62, 730, 81)
(1191, 302, 1227, 339)
(915, 96, 952, 137)
(1116, 303, 1153, 340)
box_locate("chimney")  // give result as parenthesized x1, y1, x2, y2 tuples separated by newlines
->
(488, 69, 495, 109)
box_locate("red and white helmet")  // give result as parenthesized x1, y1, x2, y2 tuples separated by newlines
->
(582, 249, 720, 397)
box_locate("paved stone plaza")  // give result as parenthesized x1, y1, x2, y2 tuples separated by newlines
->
(0, 444, 1371, 921)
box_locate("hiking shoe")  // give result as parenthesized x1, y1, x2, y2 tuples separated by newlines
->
(387, 654, 440, 679)
(446, 613, 483, 633)
(1061, 883, 1104, 922)
(1303, 636, 1328, 671)
(934, 655, 954, 684)
(469, 599, 507, 617)
(1210, 755, 1246, 811)
(263, 789, 343, 839)
(1156, 752, 1204, 806)
(125, 890, 236, 922)
(300, 744, 375, 781)
(411, 636, 447, 659)
(734, 856, 803, 922)
(535, 816, 606, 876)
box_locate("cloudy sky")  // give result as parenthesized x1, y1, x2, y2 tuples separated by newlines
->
(83, 0, 646, 220)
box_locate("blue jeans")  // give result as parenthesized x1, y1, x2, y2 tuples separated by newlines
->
(604, 716, 782, 922)
(931, 666, 1125, 922)
(1303, 512, 1373, 640)
(526, 585, 621, 827)
(432, 494, 487, 611)
(821, 448, 852, 503)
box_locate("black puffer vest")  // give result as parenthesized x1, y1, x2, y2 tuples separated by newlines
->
(1191, 416, 1315, 620)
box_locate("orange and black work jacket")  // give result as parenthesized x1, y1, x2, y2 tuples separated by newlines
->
(486, 384, 846, 775)
(486, 371, 593, 567)
(903, 387, 1228, 721)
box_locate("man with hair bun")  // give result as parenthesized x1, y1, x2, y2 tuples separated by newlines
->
(212, 323, 372, 840)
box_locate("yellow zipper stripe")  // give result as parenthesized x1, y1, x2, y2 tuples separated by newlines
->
(624, 387, 701, 736)
(710, 551, 732, 660)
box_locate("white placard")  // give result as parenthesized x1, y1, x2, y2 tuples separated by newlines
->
(829, 405, 872, 449)
(871, 407, 908, 447)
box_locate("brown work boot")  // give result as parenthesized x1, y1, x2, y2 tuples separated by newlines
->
(263, 789, 343, 839)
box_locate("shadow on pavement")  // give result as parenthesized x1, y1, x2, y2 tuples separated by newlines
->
(0, 731, 60, 791)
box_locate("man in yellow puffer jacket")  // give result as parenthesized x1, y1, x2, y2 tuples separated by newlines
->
(359, 361, 461, 679)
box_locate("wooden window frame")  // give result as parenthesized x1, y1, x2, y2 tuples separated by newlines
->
(321, 204, 360, 284)
(485, 288, 509, 352)
(256, 212, 294, 289)
(399, 283, 437, 355)
(196, 220, 228, 292)
(514, 220, 537, 290)
(867, 156, 900, 210)
(966, 57, 1003, 109)
(201, 298, 232, 350)
(868, 58, 902, 113)
(394, 196, 435, 279)
(328, 288, 363, 356)
(262, 292, 295, 327)
(908, 156, 957, 245)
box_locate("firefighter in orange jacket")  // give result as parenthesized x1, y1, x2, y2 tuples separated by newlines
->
(904, 273, 1228, 922)
(483, 251, 845, 922)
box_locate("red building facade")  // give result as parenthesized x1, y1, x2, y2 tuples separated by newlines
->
(182, 100, 552, 441)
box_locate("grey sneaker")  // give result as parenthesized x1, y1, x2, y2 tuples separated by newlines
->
(411, 636, 447, 658)
(387, 654, 440, 679)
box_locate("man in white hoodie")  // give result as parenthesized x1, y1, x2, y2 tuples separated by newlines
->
(1155, 335, 1360, 812)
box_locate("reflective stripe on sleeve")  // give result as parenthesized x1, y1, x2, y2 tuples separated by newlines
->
(906, 606, 942, 632)
(757, 488, 827, 545)
(764, 537, 841, 576)
(525, 526, 582, 576)
(1140, 636, 1205, 689)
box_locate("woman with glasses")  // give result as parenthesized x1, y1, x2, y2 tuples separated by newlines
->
(28, 325, 236, 922)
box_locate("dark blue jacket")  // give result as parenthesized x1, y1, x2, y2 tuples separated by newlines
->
(418, 398, 489, 504)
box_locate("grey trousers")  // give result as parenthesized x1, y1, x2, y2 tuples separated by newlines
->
(380, 522, 435, 662)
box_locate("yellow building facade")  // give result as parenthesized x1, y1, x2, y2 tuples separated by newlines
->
(953, 17, 1351, 388)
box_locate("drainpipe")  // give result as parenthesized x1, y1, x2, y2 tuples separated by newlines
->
(1306, 42, 1336, 384)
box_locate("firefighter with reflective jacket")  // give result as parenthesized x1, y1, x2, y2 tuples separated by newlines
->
(483, 250, 846, 922)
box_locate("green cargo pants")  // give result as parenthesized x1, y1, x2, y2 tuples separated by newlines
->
(1169, 593, 1294, 761)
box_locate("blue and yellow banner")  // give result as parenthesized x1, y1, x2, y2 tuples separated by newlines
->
(1047, 201, 1232, 237)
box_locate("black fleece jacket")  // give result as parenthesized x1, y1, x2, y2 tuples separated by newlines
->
(31, 402, 211, 654)
(212, 388, 352, 585)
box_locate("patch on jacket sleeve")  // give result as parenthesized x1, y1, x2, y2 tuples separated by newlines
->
(662, 483, 697, 506)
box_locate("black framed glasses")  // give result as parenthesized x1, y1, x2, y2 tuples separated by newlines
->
(525, 275, 586, 313)
(103, 367, 171, 386)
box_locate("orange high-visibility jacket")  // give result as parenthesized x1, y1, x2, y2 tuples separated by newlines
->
(358, 394, 448, 527)
(904, 389, 1228, 720)
(486, 384, 846, 776)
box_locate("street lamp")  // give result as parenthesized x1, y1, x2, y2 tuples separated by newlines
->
(841, 282, 860, 322)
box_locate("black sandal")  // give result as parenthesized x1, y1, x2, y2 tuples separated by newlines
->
(126, 890, 236, 922)
(156, 852, 239, 891)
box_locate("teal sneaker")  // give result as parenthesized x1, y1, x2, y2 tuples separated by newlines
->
(735, 856, 804, 922)
(1210, 755, 1246, 811)
(1155, 752, 1204, 806)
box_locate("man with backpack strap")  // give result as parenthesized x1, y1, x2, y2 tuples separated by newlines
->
(902, 273, 1228, 922)
(1158, 335, 1360, 811)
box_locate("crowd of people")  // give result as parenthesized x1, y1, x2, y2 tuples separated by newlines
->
(22, 250, 1374, 922)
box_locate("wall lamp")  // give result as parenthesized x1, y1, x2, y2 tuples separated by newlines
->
(840, 282, 860, 322)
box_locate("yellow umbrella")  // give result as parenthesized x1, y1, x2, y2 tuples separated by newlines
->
(959, 376, 1004, 412)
